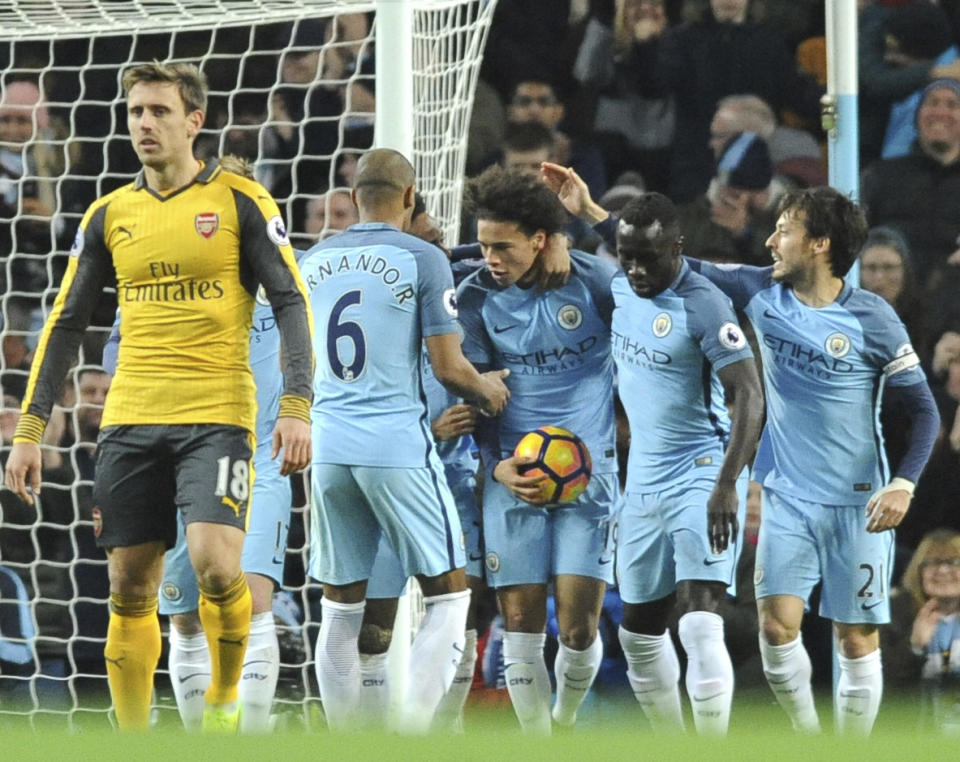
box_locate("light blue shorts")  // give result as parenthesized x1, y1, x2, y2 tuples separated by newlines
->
(482, 471, 618, 588)
(367, 467, 481, 599)
(617, 469, 747, 604)
(159, 448, 291, 615)
(754, 487, 894, 624)
(308, 456, 465, 587)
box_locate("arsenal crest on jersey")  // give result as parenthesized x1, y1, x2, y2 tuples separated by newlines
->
(195, 212, 219, 239)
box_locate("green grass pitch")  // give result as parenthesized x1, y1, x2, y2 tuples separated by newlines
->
(0, 689, 951, 762)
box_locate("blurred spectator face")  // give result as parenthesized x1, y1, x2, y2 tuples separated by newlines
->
(917, 86, 960, 155)
(711, 0, 749, 24)
(304, 190, 358, 240)
(76, 370, 110, 441)
(503, 145, 552, 176)
(508, 82, 564, 132)
(859, 243, 905, 305)
(281, 50, 321, 84)
(709, 106, 741, 159)
(0, 81, 46, 148)
(920, 544, 960, 599)
(624, 0, 665, 26)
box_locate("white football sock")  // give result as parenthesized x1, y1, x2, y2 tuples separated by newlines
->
(432, 627, 477, 732)
(678, 611, 734, 735)
(238, 611, 279, 733)
(618, 626, 684, 732)
(836, 649, 882, 736)
(400, 590, 470, 734)
(357, 652, 390, 729)
(551, 634, 602, 726)
(502, 631, 552, 735)
(315, 598, 365, 731)
(167, 627, 210, 731)
(759, 634, 821, 733)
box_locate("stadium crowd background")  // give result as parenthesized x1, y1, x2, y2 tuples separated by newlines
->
(1, 0, 960, 725)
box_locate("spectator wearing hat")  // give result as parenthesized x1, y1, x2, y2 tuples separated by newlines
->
(676, 132, 782, 266)
(861, 78, 960, 294)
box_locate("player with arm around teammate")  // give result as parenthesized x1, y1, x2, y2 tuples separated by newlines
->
(543, 165, 942, 734)
(612, 192, 763, 735)
(457, 165, 619, 734)
(3, 63, 314, 732)
(301, 148, 509, 733)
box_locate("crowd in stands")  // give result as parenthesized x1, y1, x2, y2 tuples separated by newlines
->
(2, 0, 960, 725)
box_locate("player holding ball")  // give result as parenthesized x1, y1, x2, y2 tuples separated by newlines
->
(456, 166, 620, 733)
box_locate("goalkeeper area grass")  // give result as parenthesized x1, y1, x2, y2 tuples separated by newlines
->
(0, 689, 949, 761)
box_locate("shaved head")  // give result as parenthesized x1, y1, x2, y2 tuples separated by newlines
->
(354, 148, 415, 209)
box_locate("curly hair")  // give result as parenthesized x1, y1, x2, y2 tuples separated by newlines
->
(776, 187, 868, 278)
(619, 191, 679, 232)
(122, 61, 207, 116)
(463, 165, 567, 237)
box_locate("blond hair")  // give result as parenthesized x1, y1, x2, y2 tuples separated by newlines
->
(902, 528, 960, 610)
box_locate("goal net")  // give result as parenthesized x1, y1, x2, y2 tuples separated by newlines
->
(0, 0, 495, 728)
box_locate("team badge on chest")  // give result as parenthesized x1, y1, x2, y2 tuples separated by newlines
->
(825, 332, 851, 358)
(652, 312, 672, 338)
(557, 304, 583, 330)
(195, 212, 219, 239)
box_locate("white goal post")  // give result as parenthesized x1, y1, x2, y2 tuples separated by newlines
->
(0, 0, 496, 728)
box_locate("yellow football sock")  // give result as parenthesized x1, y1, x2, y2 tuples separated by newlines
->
(104, 593, 161, 731)
(198, 572, 252, 706)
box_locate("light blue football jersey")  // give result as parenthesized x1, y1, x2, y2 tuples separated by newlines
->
(611, 261, 754, 491)
(420, 340, 477, 483)
(301, 222, 458, 467)
(456, 250, 619, 474)
(690, 260, 925, 505)
(249, 289, 283, 449)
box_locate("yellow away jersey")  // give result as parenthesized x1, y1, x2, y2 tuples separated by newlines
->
(18, 160, 313, 440)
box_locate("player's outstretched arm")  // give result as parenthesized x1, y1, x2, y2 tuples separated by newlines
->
(708, 358, 764, 553)
(271, 417, 311, 475)
(424, 333, 510, 416)
(4, 442, 43, 506)
(540, 162, 609, 225)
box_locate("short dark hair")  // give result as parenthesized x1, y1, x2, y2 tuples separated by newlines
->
(776, 187, 868, 277)
(619, 192, 680, 233)
(122, 61, 207, 115)
(464, 165, 567, 237)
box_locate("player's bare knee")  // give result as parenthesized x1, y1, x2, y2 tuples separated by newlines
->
(759, 616, 799, 646)
(835, 624, 879, 659)
(559, 622, 598, 651)
(358, 623, 393, 655)
(170, 612, 203, 635)
(193, 563, 243, 596)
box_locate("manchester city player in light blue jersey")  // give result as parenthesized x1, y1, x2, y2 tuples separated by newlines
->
(542, 163, 942, 735)
(457, 165, 619, 734)
(300, 149, 509, 733)
(101, 155, 294, 733)
(612, 192, 763, 735)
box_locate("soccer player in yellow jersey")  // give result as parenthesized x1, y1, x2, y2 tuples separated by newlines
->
(3, 62, 314, 732)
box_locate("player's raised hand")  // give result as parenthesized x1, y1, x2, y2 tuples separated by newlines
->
(707, 480, 739, 554)
(540, 162, 608, 225)
(910, 597, 942, 653)
(477, 368, 510, 417)
(431, 403, 479, 441)
(272, 416, 311, 475)
(865, 478, 914, 532)
(494, 455, 549, 505)
(4, 442, 42, 506)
